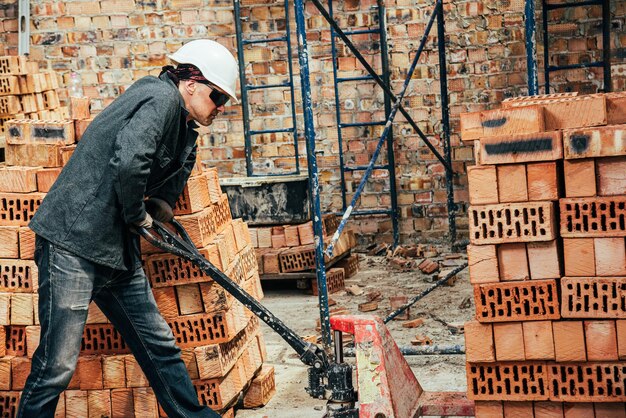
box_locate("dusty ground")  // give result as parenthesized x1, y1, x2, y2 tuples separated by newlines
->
(236, 251, 473, 418)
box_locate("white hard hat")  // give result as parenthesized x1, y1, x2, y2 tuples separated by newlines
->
(168, 40, 239, 104)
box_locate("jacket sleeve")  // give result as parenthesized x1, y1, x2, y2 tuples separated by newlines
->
(110, 96, 175, 225)
(153, 144, 198, 209)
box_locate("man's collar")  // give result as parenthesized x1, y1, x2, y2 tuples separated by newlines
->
(159, 71, 190, 119)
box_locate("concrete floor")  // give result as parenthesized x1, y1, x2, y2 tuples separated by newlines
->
(236, 253, 473, 417)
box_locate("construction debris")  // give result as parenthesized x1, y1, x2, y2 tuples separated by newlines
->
(389, 295, 410, 320)
(411, 335, 433, 346)
(358, 301, 378, 312)
(439, 269, 459, 286)
(402, 318, 425, 328)
(346, 285, 364, 296)
(366, 242, 388, 256)
(365, 290, 382, 302)
(418, 258, 439, 274)
(446, 322, 465, 335)
(388, 257, 416, 271)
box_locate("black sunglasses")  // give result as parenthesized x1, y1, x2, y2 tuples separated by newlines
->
(206, 82, 230, 107)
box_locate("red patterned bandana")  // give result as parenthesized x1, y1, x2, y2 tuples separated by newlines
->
(171, 64, 209, 83)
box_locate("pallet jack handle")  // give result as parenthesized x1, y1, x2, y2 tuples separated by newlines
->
(139, 220, 358, 415)
(139, 219, 328, 370)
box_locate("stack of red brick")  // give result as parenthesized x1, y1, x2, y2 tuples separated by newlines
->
(461, 90, 626, 417)
(249, 218, 359, 294)
(0, 56, 68, 148)
(141, 165, 274, 417)
(0, 114, 275, 415)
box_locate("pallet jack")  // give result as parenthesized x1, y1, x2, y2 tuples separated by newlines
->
(140, 220, 475, 418)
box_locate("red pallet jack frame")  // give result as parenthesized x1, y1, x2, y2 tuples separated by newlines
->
(332, 315, 475, 418)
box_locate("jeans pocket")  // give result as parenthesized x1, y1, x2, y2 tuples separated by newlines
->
(49, 244, 96, 296)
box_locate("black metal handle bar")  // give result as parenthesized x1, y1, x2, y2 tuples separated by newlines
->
(138, 219, 328, 371)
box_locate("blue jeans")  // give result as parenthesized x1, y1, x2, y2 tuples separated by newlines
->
(17, 237, 220, 418)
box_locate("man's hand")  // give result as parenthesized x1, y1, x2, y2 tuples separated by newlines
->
(145, 197, 174, 223)
(133, 212, 153, 230)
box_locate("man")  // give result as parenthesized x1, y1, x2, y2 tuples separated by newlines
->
(18, 39, 238, 418)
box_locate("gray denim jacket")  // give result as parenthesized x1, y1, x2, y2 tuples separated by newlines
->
(30, 73, 198, 270)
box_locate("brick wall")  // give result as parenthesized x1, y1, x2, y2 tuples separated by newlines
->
(0, 0, 623, 247)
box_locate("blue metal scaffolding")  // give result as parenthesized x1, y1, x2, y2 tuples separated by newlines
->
(233, 0, 301, 177)
(328, 0, 400, 248)
(295, 0, 456, 345)
(524, 0, 613, 94)
(235, 0, 457, 347)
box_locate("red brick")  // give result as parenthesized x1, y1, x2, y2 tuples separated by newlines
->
(553, 321, 586, 362)
(597, 157, 626, 196)
(76, 356, 103, 390)
(478, 131, 563, 165)
(563, 124, 626, 159)
(493, 322, 525, 361)
(523, 321, 555, 360)
(584, 320, 618, 361)
(479, 106, 545, 138)
(563, 403, 594, 418)
(11, 357, 30, 390)
(511, 95, 606, 130)
(111, 388, 134, 417)
(470, 201, 557, 245)
(497, 243, 529, 281)
(527, 241, 561, 279)
(618, 320, 626, 360)
(563, 238, 595, 277)
(563, 159, 596, 197)
(594, 403, 626, 418)
(503, 402, 533, 417)
(560, 196, 626, 238)
(606, 92, 626, 125)
(497, 164, 528, 203)
(468, 165, 499, 205)
(87, 390, 111, 418)
(594, 238, 626, 276)
(467, 244, 499, 284)
(527, 162, 559, 201)
(474, 401, 503, 417)
(561, 277, 626, 319)
(534, 401, 564, 417)
(466, 362, 548, 401)
(548, 362, 626, 402)
(464, 321, 495, 362)
(474, 279, 560, 322)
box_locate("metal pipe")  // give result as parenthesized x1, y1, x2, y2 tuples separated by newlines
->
(545, 0, 602, 9)
(602, 0, 612, 92)
(525, 0, 539, 95)
(246, 82, 292, 90)
(542, 0, 550, 93)
(309, 0, 452, 173)
(547, 61, 605, 71)
(243, 36, 289, 44)
(334, 331, 344, 363)
(344, 344, 465, 357)
(326, 0, 443, 258)
(293, 0, 332, 348)
(436, 4, 456, 246)
(18, 0, 30, 55)
(233, 0, 254, 177)
(378, 0, 400, 249)
(328, 0, 348, 212)
(384, 263, 468, 323)
(283, 0, 301, 174)
(328, 209, 392, 216)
